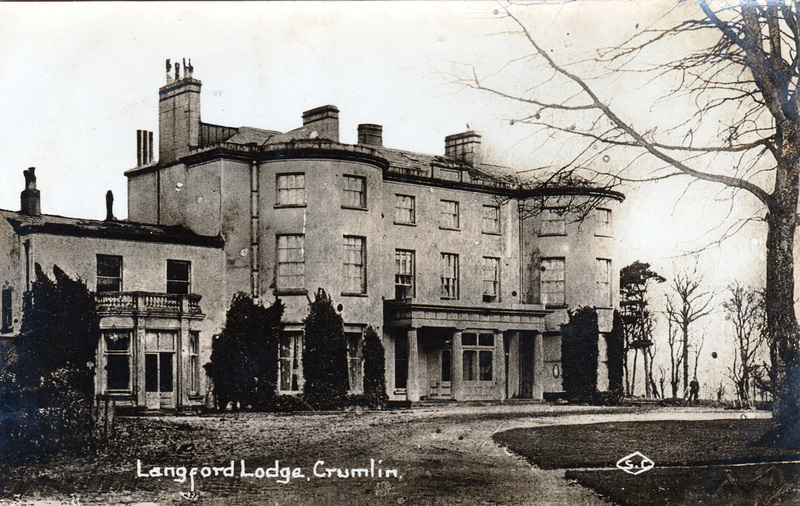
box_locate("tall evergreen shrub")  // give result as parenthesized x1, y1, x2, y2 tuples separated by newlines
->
(302, 289, 348, 409)
(362, 325, 388, 408)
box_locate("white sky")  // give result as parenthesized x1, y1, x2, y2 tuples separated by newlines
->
(0, 1, 771, 396)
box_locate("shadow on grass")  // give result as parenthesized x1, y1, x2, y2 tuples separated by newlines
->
(494, 419, 800, 505)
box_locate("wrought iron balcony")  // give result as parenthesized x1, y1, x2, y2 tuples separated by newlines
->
(95, 292, 202, 316)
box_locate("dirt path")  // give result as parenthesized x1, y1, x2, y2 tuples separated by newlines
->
(0, 405, 763, 505)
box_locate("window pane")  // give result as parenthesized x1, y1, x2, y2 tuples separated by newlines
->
(343, 176, 366, 208)
(277, 235, 305, 290)
(344, 237, 366, 294)
(461, 333, 477, 346)
(482, 205, 500, 233)
(482, 257, 499, 299)
(1, 288, 11, 332)
(97, 255, 122, 292)
(277, 174, 306, 206)
(479, 351, 493, 381)
(463, 350, 476, 381)
(441, 253, 459, 299)
(440, 200, 459, 229)
(541, 258, 565, 305)
(395, 195, 415, 224)
(166, 260, 190, 295)
(479, 333, 494, 347)
(145, 354, 158, 392)
(106, 355, 130, 390)
(105, 332, 130, 351)
(541, 208, 566, 235)
(395, 335, 408, 389)
(395, 249, 414, 299)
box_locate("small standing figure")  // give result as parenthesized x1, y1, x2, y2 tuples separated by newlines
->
(689, 377, 700, 405)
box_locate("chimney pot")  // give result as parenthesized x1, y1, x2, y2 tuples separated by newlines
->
(105, 190, 115, 221)
(357, 124, 383, 147)
(20, 167, 41, 216)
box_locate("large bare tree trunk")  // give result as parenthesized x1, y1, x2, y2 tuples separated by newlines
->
(764, 172, 800, 447)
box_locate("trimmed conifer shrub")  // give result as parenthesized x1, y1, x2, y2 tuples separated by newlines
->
(204, 293, 284, 410)
(362, 325, 388, 409)
(301, 289, 348, 410)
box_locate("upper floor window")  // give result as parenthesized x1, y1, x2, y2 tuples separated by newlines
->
(596, 258, 612, 307)
(540, 208, 566, 236)
(395, 195, 416, 225)
(595, 208, 612, 236)
(97, 254, 122, 292)
(540, 257, 565, 306)
(1, 287, 12, 333)
(395, 249, 415, 300)
(166, 260, 191, 295)
(342, 175, 366, 209)
(343, 236, 366, 295)
(482, 205, 501, 234)
(276, 173, 306, 206)
(440, 253, 459, 300)
(482, 257, 500, 302)
(440, 200, 460, 230)
(276, 234, 305, 292)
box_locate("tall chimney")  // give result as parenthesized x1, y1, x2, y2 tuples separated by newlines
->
(301, 105, 339, 142)
(357, 124, 383, 147)
(20, 167, 40, 216)
(137, 129, 154, 166)
(159, 58, 201, 164)
(445, 131, 482, 165)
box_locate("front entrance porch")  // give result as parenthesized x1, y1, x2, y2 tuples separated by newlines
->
(384, 301, 551, 403)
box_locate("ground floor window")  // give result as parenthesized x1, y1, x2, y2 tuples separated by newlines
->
(279, 331, 303, 392)
(346, 332, 363, 394)
(104, 330, 132, 392)
(462, 332, 494, 382)
(395, 334, 408, 390)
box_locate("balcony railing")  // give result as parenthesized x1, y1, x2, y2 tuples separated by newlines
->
(95, 292, 202, 315)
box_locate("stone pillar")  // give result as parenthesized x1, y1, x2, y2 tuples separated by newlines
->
(135, 316, 146, 407)
(451, 330, 463, 401)
(407, 328, 419, 402)
(507, 332, 520, 399)
(533, 332, 544, 400)
(494, 331, 505, 400)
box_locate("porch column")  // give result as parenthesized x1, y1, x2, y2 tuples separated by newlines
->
(451, 330, 463, 401)
(494, 330, 505, 400)
(135, 315, 146, 407)
(407, 328, 420, 402)
(533, 332, 544, 400)
(507, 331, 520, 399)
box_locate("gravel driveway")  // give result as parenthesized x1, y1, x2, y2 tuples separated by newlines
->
(1, 404, 763, 505)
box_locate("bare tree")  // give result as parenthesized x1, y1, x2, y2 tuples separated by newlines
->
(723, 282, 767, 407)
(666, 310, 684, 398)
(457, 2, 800, 446)
(665, 266, 714, 397)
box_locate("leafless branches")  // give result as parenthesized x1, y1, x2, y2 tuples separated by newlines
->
(723, 281, 768, 407)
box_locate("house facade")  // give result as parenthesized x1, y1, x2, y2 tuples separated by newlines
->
(0, 61, 623, 409)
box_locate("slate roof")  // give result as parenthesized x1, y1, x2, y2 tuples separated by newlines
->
(0, 210, 224, 248)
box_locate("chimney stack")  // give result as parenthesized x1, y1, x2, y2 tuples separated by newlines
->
(159, 58, 201, 164)
(445, 131, 482, 165)
(357, 124, 383, 147)
(301, 105, 339, 142)
(137, 129, 154, 166)
(105, 190, 115, 221)
(20, 167, 40, 216)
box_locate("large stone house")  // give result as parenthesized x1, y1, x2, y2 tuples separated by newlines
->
(0, 61, 623, 409)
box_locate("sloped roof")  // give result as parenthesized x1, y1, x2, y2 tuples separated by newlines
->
(224, 126, 280, 145)
(0, 210, 224, 248)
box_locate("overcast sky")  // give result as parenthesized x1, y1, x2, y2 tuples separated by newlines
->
(0, 1, 770, 395)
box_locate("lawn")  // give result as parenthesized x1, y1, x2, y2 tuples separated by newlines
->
(494, 419, 800, 505)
